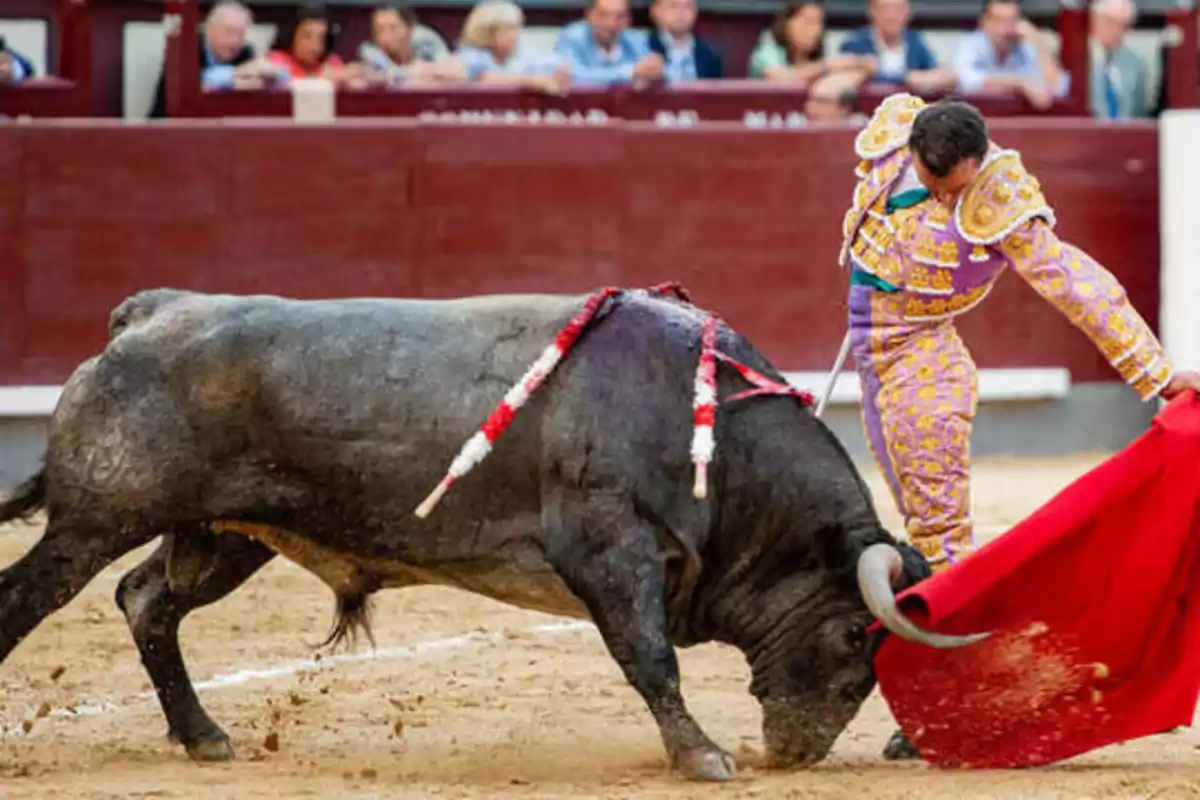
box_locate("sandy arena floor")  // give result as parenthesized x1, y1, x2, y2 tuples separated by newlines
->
(2, 453, 1200, 799)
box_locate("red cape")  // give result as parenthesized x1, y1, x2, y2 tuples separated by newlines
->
(872, 391, 1200, 769)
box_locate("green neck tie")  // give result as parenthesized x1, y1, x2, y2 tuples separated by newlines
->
(886, 187, 931, 214)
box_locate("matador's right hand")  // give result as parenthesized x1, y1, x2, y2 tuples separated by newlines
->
(1159, 371, 1200, 402)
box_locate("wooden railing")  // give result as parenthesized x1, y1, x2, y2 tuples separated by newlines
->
(1163, 3, 1200, 111)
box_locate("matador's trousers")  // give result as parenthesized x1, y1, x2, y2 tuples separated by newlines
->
(848, 282, 979, 571)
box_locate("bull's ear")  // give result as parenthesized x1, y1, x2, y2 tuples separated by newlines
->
(833, 526, 887, 576)
(894, 541, 933, 587)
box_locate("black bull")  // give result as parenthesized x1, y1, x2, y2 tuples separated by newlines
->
(0, 288, 984, 781)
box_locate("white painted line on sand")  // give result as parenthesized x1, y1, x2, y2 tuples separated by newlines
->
(3, 619, 597, 735)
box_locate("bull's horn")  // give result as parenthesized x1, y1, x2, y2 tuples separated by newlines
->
(857, 543, 990, 649)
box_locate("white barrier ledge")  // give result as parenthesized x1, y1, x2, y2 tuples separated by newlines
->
(0, 387, 62, 418)
(0, 368, 1072, 418)
(782, 367, 1072, 405)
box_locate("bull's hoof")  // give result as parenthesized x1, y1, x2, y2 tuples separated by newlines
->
(881, 730, 920, 761)
(764, 750, 820, 770)
(185, 736, 236, 762)
(674, 747, 738, 782)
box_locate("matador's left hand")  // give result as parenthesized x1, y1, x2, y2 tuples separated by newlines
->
(1159, 370, 1200, 402)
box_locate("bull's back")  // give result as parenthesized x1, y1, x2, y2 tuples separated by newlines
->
(45, 289, 616, 527)
(245, 292, 588, 438)
(70, 291, 626, 512)
(111, 290, 590, 431)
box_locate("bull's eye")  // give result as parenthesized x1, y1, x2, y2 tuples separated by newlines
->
(846, 624, 866, 649)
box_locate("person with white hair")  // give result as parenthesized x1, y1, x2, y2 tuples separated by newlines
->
(456, 0, 571, 94)
(201, 0, 287, 89)
(148, 0, 286, 118)
(1089, 0, 1150, 119)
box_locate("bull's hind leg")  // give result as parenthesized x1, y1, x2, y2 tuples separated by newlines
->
(0, 518, 156, 663)
(546, 499, 735, 782)
(116, 529, 275, 761)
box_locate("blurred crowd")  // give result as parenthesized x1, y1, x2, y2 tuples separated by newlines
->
(0, 0, 1193, 120)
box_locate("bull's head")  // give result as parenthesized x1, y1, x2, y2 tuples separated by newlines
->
(757, 541, 987, 769)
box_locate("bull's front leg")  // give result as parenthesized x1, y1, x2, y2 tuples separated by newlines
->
(546, 501, 735, 782)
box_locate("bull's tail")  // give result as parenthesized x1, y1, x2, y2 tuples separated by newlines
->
(0, 469, 46, 525)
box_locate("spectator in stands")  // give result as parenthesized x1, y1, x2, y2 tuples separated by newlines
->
(358, 3, 463, 84)
(148, 0, 285, 119)
(1088, 0, 1149, 119)
(458, 0, 571, 94)
(646, 0, 723, 81)
(0, 38, 34, 82)
(554, 0, 664, 86)
(269, 3, 368, 86)
(747, 0, 874, 85)
(838, 0, 956, 92)
(804, 80, 867, 124)
(953, 0, 1069, 110)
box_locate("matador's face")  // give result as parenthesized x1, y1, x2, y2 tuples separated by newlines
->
(913, 153, 982, 209)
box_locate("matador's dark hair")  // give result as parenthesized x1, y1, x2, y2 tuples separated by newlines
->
(908, 100, 990, 179)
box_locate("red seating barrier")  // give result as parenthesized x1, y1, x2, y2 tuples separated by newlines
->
(0, 118, 1160, 387)
(187, 82, 1085, 122)
(0, 78, 81, 117)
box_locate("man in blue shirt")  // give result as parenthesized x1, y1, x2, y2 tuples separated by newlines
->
(554, 0, 664, 86)
(838, 0, 955, 93)
(953, 0, 1069, 109)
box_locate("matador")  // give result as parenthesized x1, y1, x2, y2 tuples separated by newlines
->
(839, 95, 1200, 578)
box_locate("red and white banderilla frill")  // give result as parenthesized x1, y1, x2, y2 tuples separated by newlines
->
(415, 284, 812, 517)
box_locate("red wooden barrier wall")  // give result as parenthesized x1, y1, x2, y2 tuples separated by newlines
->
(0, 118, 1160, 387)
